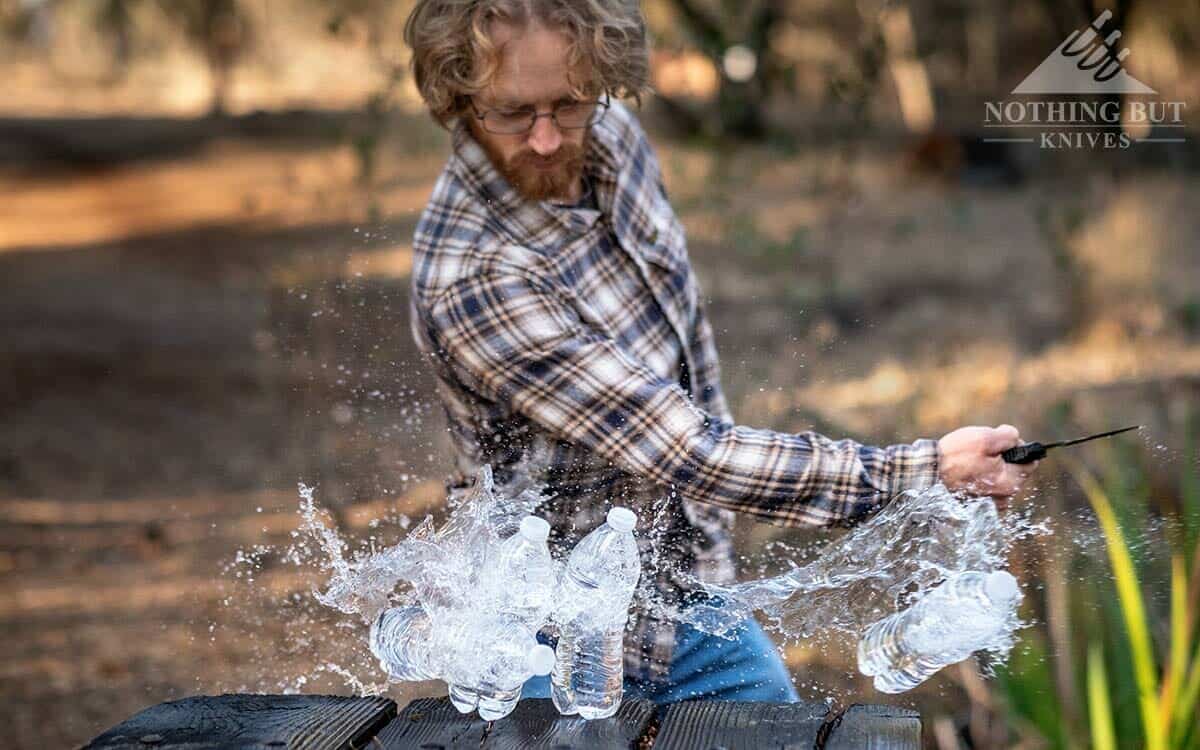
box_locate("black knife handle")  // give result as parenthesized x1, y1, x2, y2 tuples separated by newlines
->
(1002, 442, 1047, 464)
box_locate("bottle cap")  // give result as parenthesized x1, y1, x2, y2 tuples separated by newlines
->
(607, 507, 637, 533)
(984, 571, 1020, 603)
(519, 515, 551, 542)
(527, 644, 556, 676)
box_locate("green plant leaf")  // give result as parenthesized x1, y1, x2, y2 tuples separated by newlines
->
(1073, 463, 1165, 750)
(1172, 639, 1200, 748)
(1088, 643, 1117, 750)
(1163, 555, 1189, 731)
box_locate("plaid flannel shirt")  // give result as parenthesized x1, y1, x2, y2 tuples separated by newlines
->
(410, 99, 940, 682)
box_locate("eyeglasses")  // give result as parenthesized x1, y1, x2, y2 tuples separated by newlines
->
(471, 93, 610, 135)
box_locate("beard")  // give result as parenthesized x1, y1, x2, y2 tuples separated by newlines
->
(469, 119, 589, 203)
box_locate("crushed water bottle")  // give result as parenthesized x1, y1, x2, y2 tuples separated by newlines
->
(444, 612, 556, 720)
(857, 570, 1022, 693)
(552, 507, 641, 719)
(369, 606, 446, 682)
(480, 515, 558, 628)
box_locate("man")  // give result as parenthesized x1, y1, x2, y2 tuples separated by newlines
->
(404, 0, 1037, 703)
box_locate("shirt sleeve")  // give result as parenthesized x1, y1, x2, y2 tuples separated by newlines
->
(688, 281, 734, 424)
(425, 269, 940, 526)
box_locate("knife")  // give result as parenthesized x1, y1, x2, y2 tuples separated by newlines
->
(1001, 425, 1142, 464)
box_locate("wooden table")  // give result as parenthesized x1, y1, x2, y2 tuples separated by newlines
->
(83, 693, 921, 749)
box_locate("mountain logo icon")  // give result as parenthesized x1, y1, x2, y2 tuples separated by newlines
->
(1013, 10, 1156, 94)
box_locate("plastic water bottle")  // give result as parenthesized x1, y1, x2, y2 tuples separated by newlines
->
(551, 507, 641, 719)
(444, 613, 556, 720)
(857, 570, 1022, 693)
(480, 515, 558, 628)
(369, 606, 444, 682)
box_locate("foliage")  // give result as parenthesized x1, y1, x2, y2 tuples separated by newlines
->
(657, 0, 790, 139)
(995, 444, 1200, 750)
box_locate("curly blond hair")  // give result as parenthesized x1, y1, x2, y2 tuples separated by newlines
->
(403, 0, 651, 127)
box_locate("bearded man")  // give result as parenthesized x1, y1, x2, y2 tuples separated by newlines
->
(403, 0, 1038, 704)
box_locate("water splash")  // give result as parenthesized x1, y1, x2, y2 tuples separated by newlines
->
(300, 466, 548, 625)
(298, 481, 409, 621)
(671, 483, 1048, 648)
(294, 474, 1048, 645)
(284, 474, 1048, 696)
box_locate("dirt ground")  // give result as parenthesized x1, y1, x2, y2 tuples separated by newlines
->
(2, 112, 1198, 748)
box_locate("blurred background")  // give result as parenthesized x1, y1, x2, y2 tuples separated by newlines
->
(1, 1, 1198, 748)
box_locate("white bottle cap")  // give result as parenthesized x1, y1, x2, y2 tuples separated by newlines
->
(527, 644, 556, 676)
(519, 515, 551, 542)
(984, 570, 1020, 603)
(607, 507, 637, 532)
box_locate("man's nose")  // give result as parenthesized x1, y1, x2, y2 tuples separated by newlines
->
(526, 114, 562, 156)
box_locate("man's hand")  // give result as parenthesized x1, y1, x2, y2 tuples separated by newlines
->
(937, 424, 1039, 502)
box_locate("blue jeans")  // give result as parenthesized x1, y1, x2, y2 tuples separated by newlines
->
(522, 617, 798, 704)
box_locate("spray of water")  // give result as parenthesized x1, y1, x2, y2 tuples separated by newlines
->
(299, 466, 548, 625)
(670, 483, 1048, 661)
(284, 473, 1048, 693)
